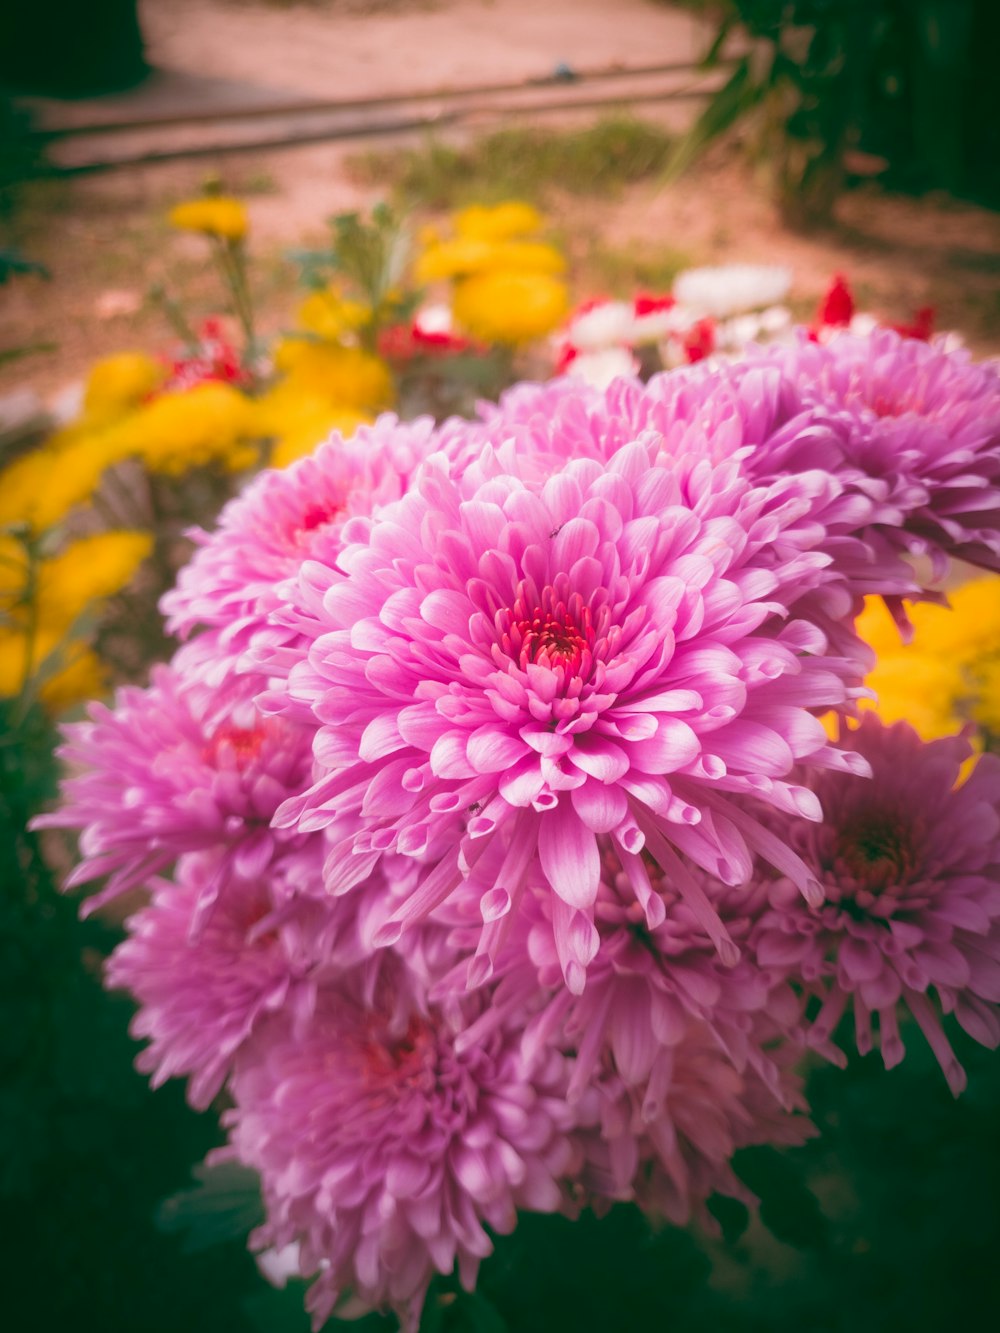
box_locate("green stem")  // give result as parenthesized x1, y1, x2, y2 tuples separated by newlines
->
(214, 238, 256, 353)
(149, 284, 199, 350)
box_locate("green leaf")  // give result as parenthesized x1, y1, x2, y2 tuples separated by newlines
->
(157, 1160, 265, 1253)
(661, 58, 766, 185)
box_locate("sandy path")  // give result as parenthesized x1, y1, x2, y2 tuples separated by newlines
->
(2, 1, 996, 408)
(141, 0, 709, 99)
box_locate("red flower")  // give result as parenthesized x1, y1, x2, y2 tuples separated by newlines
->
(817, 274, 855, 329)
(162, 318, 253, 392)
(890, 306, 936, 342)
(633, 292, 676, 317)
(683, 317, 715, 364)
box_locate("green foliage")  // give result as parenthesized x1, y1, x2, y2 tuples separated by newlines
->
(671, 0, 1000, 223)
(288, 203, 419, 352)
(1, 704, 261, 1332)
(347, 117, 674, 211)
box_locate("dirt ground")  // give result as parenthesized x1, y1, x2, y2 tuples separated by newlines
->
(2, 0, 998, 406)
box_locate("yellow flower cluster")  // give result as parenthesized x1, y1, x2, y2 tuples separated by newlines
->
(855, 576, 1000, 741)
(254, 302, 392, 466)
(168, 196, 249, 242)
(0, 530, 152, 710)
(0, 353, 165, 535)
(417, 201, 569, 346)
(101, 382, 259, 476)
(296, 290, 370, 343)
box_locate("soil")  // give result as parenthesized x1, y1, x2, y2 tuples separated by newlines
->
(2, 0, 998, 408)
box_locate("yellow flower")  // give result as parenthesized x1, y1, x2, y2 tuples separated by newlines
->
(415, 238, 497, 284)
(416, 237, 564, 284)
(105, 382, 258, 475)
(454, 201, 544, 242)
(269, 406, 370, 470)
(854, 576, 1000, 742)
(168, 196, 249, 241)
(452, 269, 569, 345)
(39, 641, 107, 712)
(268, 342, 393, 413)
(84, 352, 165, 421)
(297, 290, 370, 342)
(35, 531, 153, 635)
(0, 626, 106, 711)
(0, 441, 109, 535)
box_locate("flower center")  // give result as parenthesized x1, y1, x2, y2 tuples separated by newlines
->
(500, 585, 595, 676)
(834, 808, 917, 892)
(298, 502, 337, 533)
(359, 1015, 430, 1083)
(205, 723, 266, 767)
(519, 606, 591, 671)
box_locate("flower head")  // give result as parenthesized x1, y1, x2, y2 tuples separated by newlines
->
(578, 1019, 812, 1224)
(162, 416, 441, 670)
(855, 578, 1000, 740)
(749, 329, 1000, 582)
(103, 381, 258, 475)
(83, 351, 165, 418)
(108, 851, 330, 1108)
(227, 973, 577, 1330)
(673, 264, 792, 319)
(272, 428, 862, 990)
(454, 201, 544, 242)
(36, 656, 316, 921)
(169, 196, 249, 241)
(754, 715, 1000, 1094)
(452, 269, 569, 345)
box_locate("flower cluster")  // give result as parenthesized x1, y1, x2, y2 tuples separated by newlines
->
(43, 297, 1000, 1330)
(416, 202, 569, 345)
(554, 263, 795, 387)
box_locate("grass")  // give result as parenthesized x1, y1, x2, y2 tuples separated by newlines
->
(575, 235, 695, 296)
(347, 114, 675, 210)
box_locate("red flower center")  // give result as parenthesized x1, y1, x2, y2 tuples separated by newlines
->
(518, 606, 592, 671)
(298, 502, 337, 533)
(205, 724, 266, 767)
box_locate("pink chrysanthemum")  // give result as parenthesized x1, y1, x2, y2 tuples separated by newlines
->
(753, 715, 1000, 1094)
(577, 1020, 812, 1225)
(108, 850, 329, 1108)
(161, 417, 442, 665)
(226, 972, 579, 1330)
(476, 365, 924, 618)
(36, 655, 316, 922)
(271, 435, 866, 989)
(749, 329, 1000, 582)
(529, 860, 800, 1098)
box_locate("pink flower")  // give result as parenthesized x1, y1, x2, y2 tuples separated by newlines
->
(225, 971, 578, 1330)
(162, 418, 440, 667)
(272, 434, 865, 990)
(578, 1021, 812, 1225)
(36, 654, 316, 923)
(749, 329, 1000, 584)
(753, 716, 1000, 1094)
(108, 850, 328, 1108)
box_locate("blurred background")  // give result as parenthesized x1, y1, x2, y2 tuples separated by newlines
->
(2, 4, 999, 1331)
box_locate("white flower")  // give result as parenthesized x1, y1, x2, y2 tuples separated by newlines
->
(631, 308, 680, 344)
(673, 264, 793, 318)
(758, 305, 793, 335)
(567, 300, 636, 350)
(565, 346, 639, 388)
(413, 303, 454, 336)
